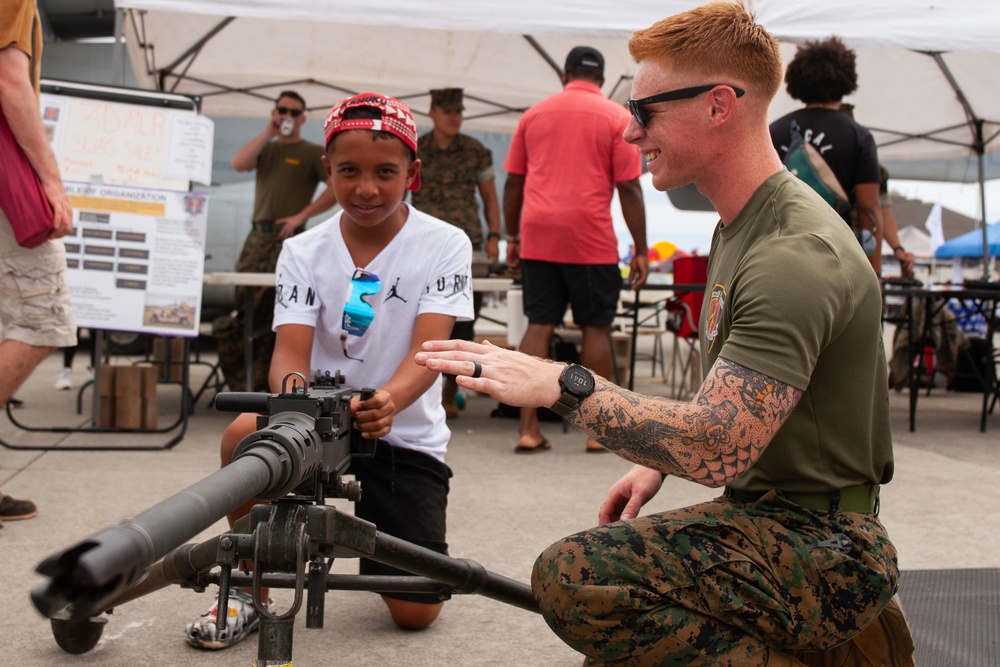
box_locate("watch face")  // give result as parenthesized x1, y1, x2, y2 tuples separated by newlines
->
(563, 364, 595, 396)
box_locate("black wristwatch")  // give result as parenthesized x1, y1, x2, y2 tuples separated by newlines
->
(550, 364, 596, 418)
(486, 231, 501, 240)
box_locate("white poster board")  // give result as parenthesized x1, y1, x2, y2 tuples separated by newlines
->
(37, 81, 213, 337)
(62, 184, 209, 337)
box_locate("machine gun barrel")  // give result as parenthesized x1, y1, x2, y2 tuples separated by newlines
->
(31, 427, 320, 620)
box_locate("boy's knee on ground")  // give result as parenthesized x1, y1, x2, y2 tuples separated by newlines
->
(383, 598, 443, 630)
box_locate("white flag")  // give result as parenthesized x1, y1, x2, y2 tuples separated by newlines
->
(924, 200, 944, 255)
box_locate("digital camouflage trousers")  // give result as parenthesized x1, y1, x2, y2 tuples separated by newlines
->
(531, 491, 898, 666)
(216, 223, 285, 392)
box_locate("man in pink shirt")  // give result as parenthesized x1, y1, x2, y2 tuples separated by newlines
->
(503, 45, 648, 454)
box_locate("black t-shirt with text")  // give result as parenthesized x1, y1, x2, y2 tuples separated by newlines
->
(770, 108, 881, 205)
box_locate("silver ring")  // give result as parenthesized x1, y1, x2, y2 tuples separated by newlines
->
(471, 361, 483, 379)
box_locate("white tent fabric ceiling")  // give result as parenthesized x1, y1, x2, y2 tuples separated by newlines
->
(117, 0, 1000, 181)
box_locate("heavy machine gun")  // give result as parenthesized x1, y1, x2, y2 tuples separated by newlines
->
(30, 372, 537, 665)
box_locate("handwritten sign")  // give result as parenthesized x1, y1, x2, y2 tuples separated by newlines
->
(40, 93, 210, 190)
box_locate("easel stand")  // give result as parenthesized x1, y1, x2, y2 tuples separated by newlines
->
(1, 330, 192, 451)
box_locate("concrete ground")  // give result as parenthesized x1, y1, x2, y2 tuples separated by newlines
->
(1, 328, 998, 666)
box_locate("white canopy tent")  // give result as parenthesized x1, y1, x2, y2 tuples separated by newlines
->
(114, 0, 1000, 265)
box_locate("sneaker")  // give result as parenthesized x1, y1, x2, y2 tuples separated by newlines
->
(0, 493, 38, 521)
(185, 589, 274, 650)
(85, 366, 95, 383)
(55, 367, 73, 390)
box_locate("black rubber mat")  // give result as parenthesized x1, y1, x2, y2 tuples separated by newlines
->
(901, 568, 1000, 667)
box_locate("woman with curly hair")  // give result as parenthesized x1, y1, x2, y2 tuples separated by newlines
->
(770, 37, 886, 274)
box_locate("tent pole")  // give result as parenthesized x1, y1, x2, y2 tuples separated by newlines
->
(977, 121, 990, 279)
(522, 35, 563, 81)
(111, 8, 125, 87)
(932, 53, 990, 279)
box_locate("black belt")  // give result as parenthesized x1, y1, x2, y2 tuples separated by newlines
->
(724, 484, 879, 514)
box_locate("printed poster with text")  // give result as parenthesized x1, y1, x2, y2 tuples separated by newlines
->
(62, 183, 209, 337)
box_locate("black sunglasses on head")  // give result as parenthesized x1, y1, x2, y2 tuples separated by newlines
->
(276, 106, 304, 118)
(627, 84, 745, 128)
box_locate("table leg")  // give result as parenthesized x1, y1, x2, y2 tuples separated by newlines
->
(628, 290, 639, 391)
(980, 296, 998, 432)
(906, 294, 917, 432)
(243, 288, 254, 392)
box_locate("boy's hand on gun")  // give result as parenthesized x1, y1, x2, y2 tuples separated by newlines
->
(351, 389, 394, 439)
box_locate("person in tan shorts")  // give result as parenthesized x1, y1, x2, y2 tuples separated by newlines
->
(0, 0, 78, 527)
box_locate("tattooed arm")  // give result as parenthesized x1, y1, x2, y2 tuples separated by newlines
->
(414, 340, 802, 487)
(567, 357, 802, 487)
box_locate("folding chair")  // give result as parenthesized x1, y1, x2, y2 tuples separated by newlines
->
(664, 256, 708, 400)
(664, 298, 701, 400)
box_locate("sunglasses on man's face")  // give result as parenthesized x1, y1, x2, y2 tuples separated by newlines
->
(276, 106, 304, 118)
(626, 84, 745, 128)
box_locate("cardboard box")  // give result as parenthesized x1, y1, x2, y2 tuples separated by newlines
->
(97, 364, 116, 428)
(152, 336, 185, 382)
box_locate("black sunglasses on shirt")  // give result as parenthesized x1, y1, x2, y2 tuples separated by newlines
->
(627, 84, 745, 128)
(276, 106, 304, 118)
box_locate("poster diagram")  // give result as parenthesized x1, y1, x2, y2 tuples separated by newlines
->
(62, 183, 209, 337)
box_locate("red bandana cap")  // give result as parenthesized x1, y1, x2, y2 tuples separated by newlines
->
(324, 92, 421, 191)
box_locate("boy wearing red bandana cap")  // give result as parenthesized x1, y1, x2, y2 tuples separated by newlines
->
(185, 93, 473, 650)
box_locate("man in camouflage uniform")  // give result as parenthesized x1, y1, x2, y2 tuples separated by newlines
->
(217, 90, 338, 391)
(415, 4, 915, 665)
(411, 88, 501, 418)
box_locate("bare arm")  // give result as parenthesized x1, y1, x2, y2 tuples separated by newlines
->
(231, 115, 279, 172)
(880, 205, 915, 276)
(0, 46, 72, 237)
(502, 173, 525, 269)
(478, 177, 501, 262)
(616, 178, 649, 290)
(380, 312, 456, 413)
(276, 179, 339, 239)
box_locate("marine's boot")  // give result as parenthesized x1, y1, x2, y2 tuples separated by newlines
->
(767, 650, 810, 666)
(792, 596, 916, 667)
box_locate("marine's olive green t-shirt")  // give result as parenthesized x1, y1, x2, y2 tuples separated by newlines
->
(703, 169, 893, 493)
(251, 140, 327, 223)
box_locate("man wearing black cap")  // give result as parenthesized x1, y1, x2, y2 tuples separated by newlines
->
(503, 46, 648, 454)
(412, 88, 501, 419)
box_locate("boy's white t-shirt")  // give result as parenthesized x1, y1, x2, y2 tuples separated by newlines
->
(273, 206, 474, 462)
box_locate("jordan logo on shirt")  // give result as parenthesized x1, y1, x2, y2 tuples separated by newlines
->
(384, 277, 407, 303)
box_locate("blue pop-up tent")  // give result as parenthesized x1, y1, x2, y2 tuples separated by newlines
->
(935, 221, 1000, 259)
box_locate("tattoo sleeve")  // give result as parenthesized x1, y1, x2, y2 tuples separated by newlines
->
(566, 358, 802, 487)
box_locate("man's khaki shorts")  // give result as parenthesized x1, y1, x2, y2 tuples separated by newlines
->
(0, 210, 77, 348)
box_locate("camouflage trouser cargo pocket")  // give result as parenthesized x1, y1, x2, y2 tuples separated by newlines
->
(531, 492, 898, 666)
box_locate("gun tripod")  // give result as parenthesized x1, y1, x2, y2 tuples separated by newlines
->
(48, 499, 538, 664)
